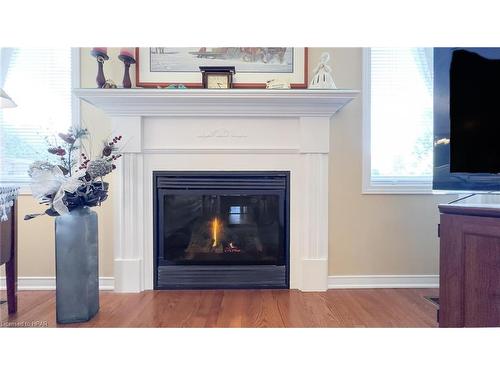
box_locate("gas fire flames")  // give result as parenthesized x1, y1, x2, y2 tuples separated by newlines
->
(211, 217, 220, 248)
(210, 217, 241, 253)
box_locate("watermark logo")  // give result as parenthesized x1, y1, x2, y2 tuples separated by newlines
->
(0, 320, 48, 328)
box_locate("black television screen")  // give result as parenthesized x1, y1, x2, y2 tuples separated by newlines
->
(433, 48, 500, 191)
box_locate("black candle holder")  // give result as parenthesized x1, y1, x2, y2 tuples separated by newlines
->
(118, 54, 136, 88)
(91, 50, 109, 88)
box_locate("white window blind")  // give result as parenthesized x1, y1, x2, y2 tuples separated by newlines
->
(0, 48, 73, 183)
(366, 48, 433, 191)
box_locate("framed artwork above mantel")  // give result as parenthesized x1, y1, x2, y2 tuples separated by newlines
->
(136, 47, 308, 88)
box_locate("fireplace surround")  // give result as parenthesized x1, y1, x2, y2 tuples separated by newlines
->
(74, 89, 358, 292)
(154, 171, 290, 289)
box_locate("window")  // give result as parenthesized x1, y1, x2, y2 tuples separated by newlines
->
(0, 48, 78, 184)
(363, 48, 434, 193)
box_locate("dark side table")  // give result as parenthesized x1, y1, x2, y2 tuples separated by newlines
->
(1, 187, 19, 314)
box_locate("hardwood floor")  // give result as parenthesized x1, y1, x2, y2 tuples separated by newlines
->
(0, 288, 439, 328)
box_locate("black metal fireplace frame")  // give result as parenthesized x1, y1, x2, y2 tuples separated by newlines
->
(153, 171, 290, 290)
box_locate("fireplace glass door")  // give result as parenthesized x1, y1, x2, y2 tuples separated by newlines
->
(160, 192, 284, 265)
(154, 172, 289, 289)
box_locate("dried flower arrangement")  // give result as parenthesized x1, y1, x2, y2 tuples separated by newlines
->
(25, 127, 122, 220)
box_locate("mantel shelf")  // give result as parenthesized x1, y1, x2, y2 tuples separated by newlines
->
(73, 88, 359, 117)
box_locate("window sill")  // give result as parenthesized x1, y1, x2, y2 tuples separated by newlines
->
(362, 187, 448, 195)
(363, 179, 455, 195)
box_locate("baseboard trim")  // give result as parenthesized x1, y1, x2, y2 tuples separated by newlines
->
(328, 275, 439, 289)
(1, 275, 436, 291)
(0, 277, 115, 291)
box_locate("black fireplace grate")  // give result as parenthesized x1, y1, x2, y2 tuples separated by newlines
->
(157, 265, 287, 289)
(156, 173, 288, 190)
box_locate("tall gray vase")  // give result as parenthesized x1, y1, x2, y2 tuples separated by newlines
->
(55, 207, 99, 324)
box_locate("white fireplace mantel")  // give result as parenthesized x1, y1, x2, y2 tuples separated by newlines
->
(74, 88, 358, 292)
(74, 88, 358, 117)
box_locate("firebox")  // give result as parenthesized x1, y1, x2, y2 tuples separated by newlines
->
(153, 171, 290, 289)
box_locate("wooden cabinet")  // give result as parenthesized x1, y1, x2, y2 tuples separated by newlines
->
(439, 201, 500, 327)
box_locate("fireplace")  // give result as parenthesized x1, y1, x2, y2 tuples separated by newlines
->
(75, 89, 357, 291)
(153, 171, 290, 289)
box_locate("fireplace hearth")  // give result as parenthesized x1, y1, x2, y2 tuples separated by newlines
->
(153, 171, 290, 289)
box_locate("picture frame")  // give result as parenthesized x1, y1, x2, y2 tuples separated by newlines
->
(135, 47, 308, 88)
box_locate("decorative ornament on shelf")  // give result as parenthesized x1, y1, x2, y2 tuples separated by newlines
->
(90, 47, 109, 88)
(266, 79, 291, 89)
(165, 84, 187, 89)
(102, 79, 118, 89)
(118, 48, 136, 88)
(309, 52, 336, 89)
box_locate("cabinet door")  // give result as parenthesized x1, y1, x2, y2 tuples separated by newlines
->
(440, 213, 500, 327)
(463, 234, 500, 327)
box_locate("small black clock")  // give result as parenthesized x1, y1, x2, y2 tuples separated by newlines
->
(199, 66, 236, 89)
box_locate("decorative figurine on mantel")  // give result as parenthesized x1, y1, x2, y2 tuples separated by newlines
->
(266, 79, 291, 89)
(165, 84, 187, 89)
(102, 80, 118, 89)
(118, 48, 136, 88)
(309, 52, 336, 89)
(91, 47, 109, 88)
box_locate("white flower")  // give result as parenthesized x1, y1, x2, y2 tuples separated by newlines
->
(29, 166, 86, 215)
(27, 161, 55, 178)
